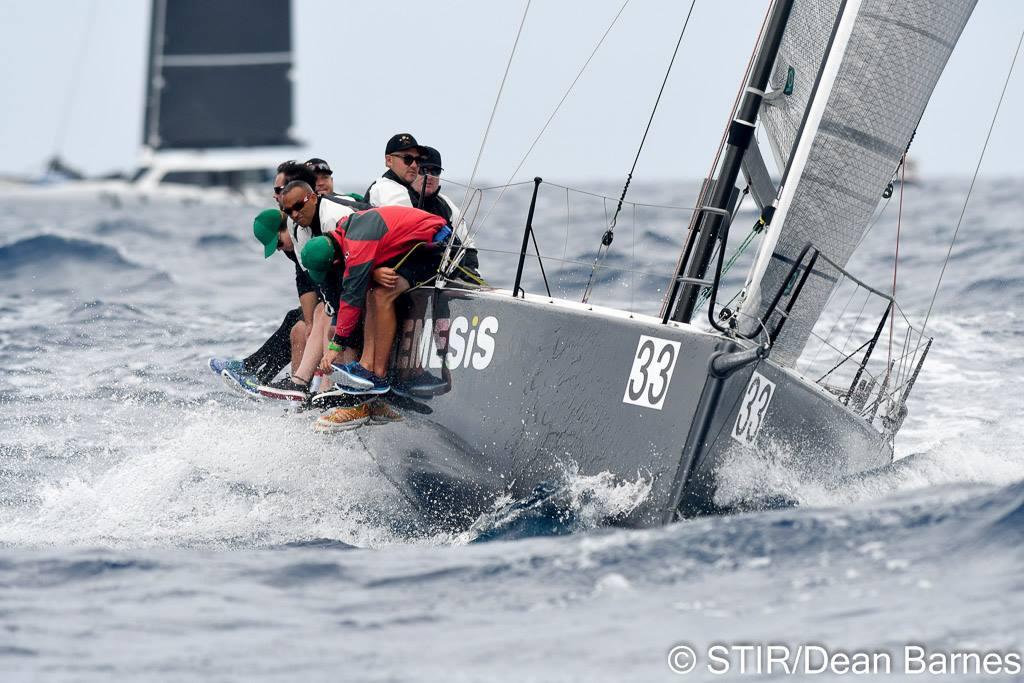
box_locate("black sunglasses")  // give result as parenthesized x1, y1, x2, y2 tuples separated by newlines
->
(282, 194, 311, 215)
(307, 162, 332, 175)
(273, 185, 285, 194)
(390, 153, 422, 166)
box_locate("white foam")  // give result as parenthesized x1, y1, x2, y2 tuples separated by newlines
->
(0, 402, 416, 549)
(713, 421, 1024, 511)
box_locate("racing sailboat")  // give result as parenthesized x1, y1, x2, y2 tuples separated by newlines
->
(353, 0, 976, 528)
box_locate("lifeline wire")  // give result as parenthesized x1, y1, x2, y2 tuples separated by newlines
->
(916, 26, 1024, 350)
(582, 0, 698, 304)
(445, 1, 631, 275)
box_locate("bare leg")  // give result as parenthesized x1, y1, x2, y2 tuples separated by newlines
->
(359, 290, 378, 371)
(369, 277, 410, 377)
(293, 304, 328, 383)
(289, 320, 308, 375)
(317, 320, 356, 391)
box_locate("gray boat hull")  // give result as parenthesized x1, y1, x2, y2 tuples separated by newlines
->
(353, 286, 892, 528)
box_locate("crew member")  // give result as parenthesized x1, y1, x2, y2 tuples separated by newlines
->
(305, 157, 335, 195)
(210, 161, 320, 387)
(256, 180, 370, 399)
(365, 137, 478, 275)
(301, 206, 447, 428)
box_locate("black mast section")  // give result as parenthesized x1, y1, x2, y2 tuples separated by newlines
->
(666, 0, 794, 323)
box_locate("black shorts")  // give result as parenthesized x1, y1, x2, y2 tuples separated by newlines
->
(385, 246, 442, 288)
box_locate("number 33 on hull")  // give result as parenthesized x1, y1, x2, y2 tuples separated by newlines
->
(356, 288, 894, 528)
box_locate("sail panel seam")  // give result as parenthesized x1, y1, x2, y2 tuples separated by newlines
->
(859, 11, 956, 50)
(817, 120, 905, 159)
(161, 52, 292, 67)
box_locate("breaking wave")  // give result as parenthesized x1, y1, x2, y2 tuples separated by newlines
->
(458, 466, 653, 543)
(712, 422, 1024, 514)
(0, 234, 144, 275)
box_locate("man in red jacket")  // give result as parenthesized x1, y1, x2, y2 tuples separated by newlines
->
(301, 205, 448, 398)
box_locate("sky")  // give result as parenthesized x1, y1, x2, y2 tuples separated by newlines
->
(1, 1, 1022, 189)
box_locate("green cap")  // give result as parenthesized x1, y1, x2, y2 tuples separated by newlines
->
(253, 209, 285, 258)
(301, 236, 337, 284)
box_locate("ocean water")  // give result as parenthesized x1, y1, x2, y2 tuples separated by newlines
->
(0, 178, 1022, 681)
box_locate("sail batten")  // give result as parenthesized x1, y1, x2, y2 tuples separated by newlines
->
(738, 0, 976, 367)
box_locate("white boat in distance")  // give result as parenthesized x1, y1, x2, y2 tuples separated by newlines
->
(2, 0, 299, 205)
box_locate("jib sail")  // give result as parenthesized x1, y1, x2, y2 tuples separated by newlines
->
(738, 0, 976, 366)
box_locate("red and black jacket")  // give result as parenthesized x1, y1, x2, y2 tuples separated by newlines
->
(327, 206, 446, 342)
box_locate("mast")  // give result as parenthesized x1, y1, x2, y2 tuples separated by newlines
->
(735, 0, 860, 339)
(666, 0, 794, 324)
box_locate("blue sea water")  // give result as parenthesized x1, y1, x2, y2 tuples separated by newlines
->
(0, 178, 1022, 681)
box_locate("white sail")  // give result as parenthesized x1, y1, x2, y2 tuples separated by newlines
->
(759, 0, 844, 172)
(738, 0, 976, 366)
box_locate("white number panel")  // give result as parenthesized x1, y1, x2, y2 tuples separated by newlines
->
(622, 336, 682, 410)
(731, 370, 776, 446)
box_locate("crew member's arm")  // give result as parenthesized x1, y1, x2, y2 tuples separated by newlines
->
(330, 258, 373, 349)
(293, 260, 318, 329)
(372, 267, 398, 288)
(320, 235, 379, 370)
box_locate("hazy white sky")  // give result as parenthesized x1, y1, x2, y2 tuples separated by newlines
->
(1, 1, 1022, 187)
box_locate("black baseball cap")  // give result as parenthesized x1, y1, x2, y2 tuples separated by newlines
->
(419, 146, 443, 174)
(305, 158, 332, 176)
(385, 133, 419, 155)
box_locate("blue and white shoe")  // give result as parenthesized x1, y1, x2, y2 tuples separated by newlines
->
(209, 357, 245, 375)
(331, 362, 390, 395)
(391, 371, 449, 398)
(221, 367, 262, 400)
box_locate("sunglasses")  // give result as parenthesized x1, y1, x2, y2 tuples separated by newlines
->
(419, 165, 443, 176)
(389, 153, 422, 166)
(307, 162, 332, 175)
(282, 193, 311, 215)
(273, 185, 285, 195)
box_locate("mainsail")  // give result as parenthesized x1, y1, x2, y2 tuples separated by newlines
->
(738, 0, 976, 366)
(143, 0, 296, 150)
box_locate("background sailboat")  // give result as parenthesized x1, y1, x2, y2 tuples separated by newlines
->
(1, 0, 300, 203)
(135, 0, 298, 192)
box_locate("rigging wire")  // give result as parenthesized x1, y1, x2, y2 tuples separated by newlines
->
(659, 1, 774, 316)
(52, 0, 99, 165)
(915, 26, 1024, 354)
(444, 1, 630, 275)
(887, 154, 905, 374)
(582, 0, 698, 303)
(495, 0, 630, 194)
(442, 0, 532, 274)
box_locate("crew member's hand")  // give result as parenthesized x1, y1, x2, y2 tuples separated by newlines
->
(373, 267, 398, 288)
(320, 347, 339, 373)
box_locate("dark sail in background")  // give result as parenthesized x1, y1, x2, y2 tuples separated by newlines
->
(143, 0, 295, 150)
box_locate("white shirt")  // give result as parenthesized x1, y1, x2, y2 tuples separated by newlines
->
(367, 175, 474, 248)
(291, 195, 358, 270)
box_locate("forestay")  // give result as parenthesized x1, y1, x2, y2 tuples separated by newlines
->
(738, 0, 976, 366)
